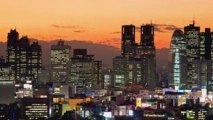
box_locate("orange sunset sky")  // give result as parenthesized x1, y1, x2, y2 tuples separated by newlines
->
(0, 0, 213, 48)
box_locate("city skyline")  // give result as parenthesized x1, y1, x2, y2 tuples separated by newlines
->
(0, 0, 213, 48)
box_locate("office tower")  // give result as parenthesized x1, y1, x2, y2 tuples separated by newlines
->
(128, 58, 142, 84)
(140, 24, 156, 86)
(113, 56, 128, 88)
(7, 29, 19, 81)
(170, 29, 187, 90)
(121, 25, 135, 57)
(7, 30, 42, 99)
(51, 40, 71, 83)
(93, 60, 102, 88)
(184, 22, 200, 89)
(18, 36, 30, 79)
(0, 57, 13, 82)
(192, 59, 211, 88)
(7, 30, 42, 82)
(28, 42, 42, 83)
(200, 28, 213, 92)
(70, 49, 102, 93)
(200, 28, 212, 59)
(102, 68, 114, 89)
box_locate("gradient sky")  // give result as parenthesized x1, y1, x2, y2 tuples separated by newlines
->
(0, 0, 213, 48)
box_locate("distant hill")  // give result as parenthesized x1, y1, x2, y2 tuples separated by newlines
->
(0, 40, 169, 70)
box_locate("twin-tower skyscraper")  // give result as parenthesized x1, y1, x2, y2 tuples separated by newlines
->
(113, 24, 156, 88)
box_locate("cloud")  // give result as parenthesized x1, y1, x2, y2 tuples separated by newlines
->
(73, 30, 84, 33)
(51, 24, 82, 29)
(154, 26, 164, 32)
(153, 24, 181, 32)
(111, 31, 121, 34)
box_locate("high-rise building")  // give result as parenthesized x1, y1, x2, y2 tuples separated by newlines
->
(113, 24, 157, 88)
(170, 29, 187, 90)
(140, 24, 156, 86)
(113, 56, 128, 88)
(29, 42, 42, 83)
(121, 25, 135, 57)
(7, 29, 19, 81)
(70, 49, 102, 93)
(7, 30, 42, 99)
(7, 29, 42, 83)
(184, 22, 200, 89)
(200, 28, 213, 92)
(51, 40, 71, 83)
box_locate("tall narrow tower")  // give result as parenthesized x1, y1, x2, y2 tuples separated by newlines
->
(121, 25, 135, 57)
(140, 24, 156, 86)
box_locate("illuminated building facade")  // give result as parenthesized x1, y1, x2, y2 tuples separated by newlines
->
(184, 22, 200, 89)
(70, 49, 102, 93)
(101, 69, 114, 89)
(7, 29, 19, 81)
(51, 40, 71, 83)
(7, 29, 42, 82)
(21, 98, 49, 119)
(170, 29, 187, 90)
(113, 56, 128, 88)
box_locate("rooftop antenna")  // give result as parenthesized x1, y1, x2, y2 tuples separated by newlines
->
(193, 16, 195, 25)
(151, 20, 153, 25)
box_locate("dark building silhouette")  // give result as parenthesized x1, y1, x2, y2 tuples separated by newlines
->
(140, 24, 156, 86)
(7, 29, 42, 99)
(113, 24, 157, 87)
(141, 24, 154, 46)
(121, 25, 135, 57)
(7, 29, 42, 82)
(7, 29, 19, 81)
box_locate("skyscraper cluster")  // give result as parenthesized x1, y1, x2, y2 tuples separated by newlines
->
(170, 21, 213, 92)
(113, 24, 156, 88)
(7, 29, 42, 83)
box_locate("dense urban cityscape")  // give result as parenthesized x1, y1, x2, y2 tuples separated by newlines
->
(0, 21, 213, 120)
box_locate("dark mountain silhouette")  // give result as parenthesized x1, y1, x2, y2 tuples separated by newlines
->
(0, 40, 169, 69)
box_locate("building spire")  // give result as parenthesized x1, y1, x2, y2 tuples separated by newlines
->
(193, 16, 195, 25)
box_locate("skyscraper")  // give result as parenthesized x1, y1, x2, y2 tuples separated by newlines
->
(200, 28, 213, 92)
(7, 30, 42, 98)
(170, 29, 187, 90)
(121, 25, 135, 57)
(7, 29, 42, 82)
(184, 22, 200, 88)
(140, 24, 156, 86)
(29, 42, 42, 83)
(51, 40, 71, 83)
(7, 29, 19, 81)
(70, 49, 102, 93)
